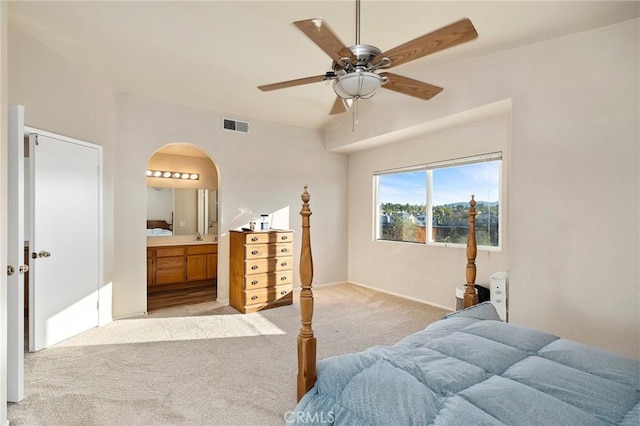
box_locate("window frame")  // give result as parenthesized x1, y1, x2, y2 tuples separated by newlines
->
(374, 152, 503, 251)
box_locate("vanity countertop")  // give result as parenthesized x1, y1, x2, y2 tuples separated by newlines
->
(146, 238, 217, 247)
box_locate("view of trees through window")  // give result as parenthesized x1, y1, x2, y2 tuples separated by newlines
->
(376, 157, 501, 248)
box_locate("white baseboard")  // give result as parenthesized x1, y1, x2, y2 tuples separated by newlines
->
(292, 280, 349, 291)
(347, 281, 454, 312)
(112, 311, 148, 321)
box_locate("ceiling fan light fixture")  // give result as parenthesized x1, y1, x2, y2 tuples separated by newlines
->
(333, 71, 383, 100)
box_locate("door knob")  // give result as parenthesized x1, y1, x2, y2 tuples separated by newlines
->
(19, 264, 29, 273)
(32, 251, 51, 259)
(7, 265, 15, 276)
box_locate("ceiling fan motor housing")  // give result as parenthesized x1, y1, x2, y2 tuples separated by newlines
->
(334, 44, 390, 74)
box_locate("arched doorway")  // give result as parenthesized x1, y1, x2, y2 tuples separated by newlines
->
(145, 143, 219, 311)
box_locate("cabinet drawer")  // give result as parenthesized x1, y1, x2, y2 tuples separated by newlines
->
(244, 256, 292, 275)
(156, 268, 185, 285)
(244, 243, 293, 260)
(157, 256, 184, 269)
(244, 232, 293, 245)
(244, 271, 293, 290)
(187, 244, 218, 255)
(244, 284, 293, 306)
(156, 247, 185, 257)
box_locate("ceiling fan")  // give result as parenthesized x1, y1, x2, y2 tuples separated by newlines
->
(258, 0, 478, 117)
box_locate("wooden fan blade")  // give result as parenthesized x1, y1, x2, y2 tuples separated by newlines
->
(374, 18, 478, 69)
(379, 72, 443, 100)
(258, 75, 327, 92)
(294, 18, 356, 63)
(329, 97, 348, 115)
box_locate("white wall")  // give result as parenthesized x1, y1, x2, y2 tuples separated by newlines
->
(348, 113, 509, 308)
(8, 21, 117, 321)
(7, 22, 349, 319)
(344, 19, 639, 358)
(113, 93, 348, 317)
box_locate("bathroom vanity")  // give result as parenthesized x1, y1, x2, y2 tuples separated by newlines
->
(146, 242, 217, 311)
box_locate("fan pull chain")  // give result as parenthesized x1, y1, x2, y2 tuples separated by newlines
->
(352, 98, 359, 132)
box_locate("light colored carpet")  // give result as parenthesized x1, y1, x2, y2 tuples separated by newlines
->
(8, 283, 450, 426)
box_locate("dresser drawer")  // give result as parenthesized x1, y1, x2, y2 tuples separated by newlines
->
(244, 243, 293, 260)
(156, 247, 185, 257)
(244, 256, 292, 275)
(244, 271, 293, 290)
(156, 256, 184, 269)
(244, 284, 293, 306)
(244, 231, 293, 245)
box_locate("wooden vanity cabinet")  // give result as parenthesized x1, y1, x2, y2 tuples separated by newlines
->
(186, 244, 218, 282)
(154, 246, 186, 285)
(229, 230, 293, 314)
(147, 243, 218, 310)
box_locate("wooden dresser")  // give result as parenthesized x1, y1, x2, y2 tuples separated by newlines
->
(146, 243, 218, 310)
(229, 230, 293, 313)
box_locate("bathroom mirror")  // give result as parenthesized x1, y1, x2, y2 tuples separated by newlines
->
(146, 187, 217, 236)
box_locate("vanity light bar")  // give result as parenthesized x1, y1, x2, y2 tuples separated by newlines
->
(146, 170, 199, 180)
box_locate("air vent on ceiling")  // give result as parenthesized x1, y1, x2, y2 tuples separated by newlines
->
(222, 118, 249, 134)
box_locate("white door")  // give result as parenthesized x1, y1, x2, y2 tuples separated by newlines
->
(29, 132, 101, 351)
(7, 105, 25, 401)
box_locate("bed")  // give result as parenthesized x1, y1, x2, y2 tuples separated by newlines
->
(290, 186, 639, 425)
(146, 219, 173, 236)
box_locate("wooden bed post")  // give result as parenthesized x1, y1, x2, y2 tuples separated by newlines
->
(463, 195, 479, 308)
(297, 185, 316, 401)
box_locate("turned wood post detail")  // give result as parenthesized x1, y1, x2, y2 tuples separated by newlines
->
(463, 195, 479, 308)
(297, 185, 317, 401)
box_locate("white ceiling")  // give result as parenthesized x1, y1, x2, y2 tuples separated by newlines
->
(8, 1, 639, 130)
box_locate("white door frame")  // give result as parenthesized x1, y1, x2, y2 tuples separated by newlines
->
(7, 106, 25, 402)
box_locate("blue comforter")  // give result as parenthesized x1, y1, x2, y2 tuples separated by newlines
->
(287, 302, 639, 425)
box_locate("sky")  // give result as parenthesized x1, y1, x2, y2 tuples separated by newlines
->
(378, 161, 500, 206)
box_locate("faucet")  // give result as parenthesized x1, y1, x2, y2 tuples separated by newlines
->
(194, 232, 203, 241)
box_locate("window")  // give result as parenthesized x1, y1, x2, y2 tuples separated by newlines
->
(375, 153, 502, 249)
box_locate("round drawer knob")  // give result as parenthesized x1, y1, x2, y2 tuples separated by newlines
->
(280, 248, 288, 253)
(251, 295, 258, 301)
(280, 262, 287, 267)
(281, 236, 288, 240)
(251, 265, 258, 270)
(251, 250, 259, 255)
(280, 276, 287, 281)
(251, 237, 258, 242)
(251, 280, 258, 286)
(280, 291, 287, 295)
